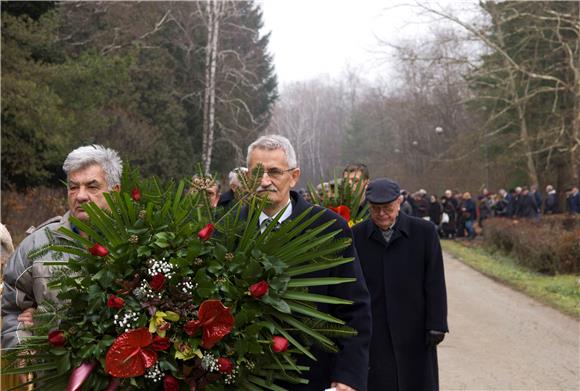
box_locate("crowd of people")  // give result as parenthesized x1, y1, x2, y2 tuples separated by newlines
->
(397, 185, 580, 240)
(297, 166, 579, 241)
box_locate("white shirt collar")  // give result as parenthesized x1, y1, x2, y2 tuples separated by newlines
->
(259, 199, 292, 232)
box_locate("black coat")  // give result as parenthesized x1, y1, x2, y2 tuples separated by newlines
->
(242, 191, 372, 391)
(352, 213, 448, 391)
(217, 189, 235, 210)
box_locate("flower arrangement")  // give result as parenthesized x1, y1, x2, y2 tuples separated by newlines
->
(307, 177, 369, 227)
(4, 169, 357, 390)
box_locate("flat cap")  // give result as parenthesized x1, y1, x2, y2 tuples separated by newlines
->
(366, 177, 401, 204)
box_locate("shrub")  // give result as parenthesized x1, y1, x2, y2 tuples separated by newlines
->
(483, 217, 579, 274)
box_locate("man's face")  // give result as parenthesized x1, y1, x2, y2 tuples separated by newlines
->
(206, 185, 220, 208)
(248, 148, 300, 214)
(369, 196, 402, 230)
(344, 170, 368, 192)
(68, 164, 117, 221)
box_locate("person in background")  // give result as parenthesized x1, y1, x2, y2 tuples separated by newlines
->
(428, 194, 442, 227)
(543, 185, 559, 214)
(460, 192, 476, 239)
(440, 191, 457, 239)
(218, 167, 248, 209)
(352, 178, 448, 391)
(400, 189, 413, 216)
(566, 186, 580, 214)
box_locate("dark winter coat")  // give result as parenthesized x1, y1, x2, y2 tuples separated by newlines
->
(241, 191, 372, 391)
(567, 192, 580, 214)
(352, 213, 448, 391)
(516, 194, 538, 218)
(428, 201, 442, 225)
(544, 192, 559, 214)
(217, 189, 236, 210)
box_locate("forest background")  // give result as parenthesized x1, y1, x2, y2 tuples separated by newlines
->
(2, 1, 579, 239)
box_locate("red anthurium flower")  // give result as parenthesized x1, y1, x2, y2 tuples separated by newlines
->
(89, 243, 109, 257)
(150, 274, 165, 291)
(192, 300, 234, 349)
(105, 328, 158, 378)
(163, 374, 179, 391)
(48, 329, 66, 347)
(272, 336, 289, 352)
(131, 187, 142, 202)
(249, 280, 269, 298)
(107, 294, 125, 309)
(151, 336, 170, 351)
(217, 357, 234, 374)
(183, 320, 201, 336)
(330, 205, 351, 222)
(197, 223, 214, 241)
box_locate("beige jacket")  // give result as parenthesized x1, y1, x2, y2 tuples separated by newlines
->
(1, 212, 76, 349)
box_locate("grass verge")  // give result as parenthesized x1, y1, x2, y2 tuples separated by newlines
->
(442, 240, 579, 319)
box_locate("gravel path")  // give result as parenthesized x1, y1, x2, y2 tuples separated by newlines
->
(439, 251, 579, 391)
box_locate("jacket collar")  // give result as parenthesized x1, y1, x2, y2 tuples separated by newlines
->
(364, 211, 410, 241)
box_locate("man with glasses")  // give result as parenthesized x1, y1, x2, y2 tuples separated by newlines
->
(246, 135, 372, 391)
(352, 178, 448, 391)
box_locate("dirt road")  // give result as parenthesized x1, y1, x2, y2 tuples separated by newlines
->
(439, 252, 579, 391)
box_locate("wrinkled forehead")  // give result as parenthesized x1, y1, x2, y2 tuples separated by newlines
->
(249, 147, 290, 167)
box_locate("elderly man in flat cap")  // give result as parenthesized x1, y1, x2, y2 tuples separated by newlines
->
(352, 178, 448, 391)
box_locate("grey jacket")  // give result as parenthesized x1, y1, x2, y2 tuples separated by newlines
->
(1, 212, 76, 349)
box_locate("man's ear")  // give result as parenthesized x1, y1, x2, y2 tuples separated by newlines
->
(112, 184, 121, 192)
(289, 168, 301, 188)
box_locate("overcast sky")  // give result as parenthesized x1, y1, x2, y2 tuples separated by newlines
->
(260, 0, 477, 85)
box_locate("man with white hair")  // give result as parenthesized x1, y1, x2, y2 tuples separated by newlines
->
(1, 145, 122, 349)
(244, 135, 372, 391)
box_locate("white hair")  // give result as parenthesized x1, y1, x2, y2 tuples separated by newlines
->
(246, 135, 297, 168)
(228, 167, 248, 187)
(63, 145, 123, 189)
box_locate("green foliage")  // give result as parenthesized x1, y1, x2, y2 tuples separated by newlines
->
(1, 1, 278, 189)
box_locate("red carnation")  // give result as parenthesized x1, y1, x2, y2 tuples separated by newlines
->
(48, 329, 66, 347)
(217, 357, 234, 374)
(163, 374, 179, 391)
(89, 243, 108, 257)
(330, 205, 351, 222)
(151, 336, 171, 351)
(272, 336, 289, 352)
(197, 223, 214, 241)
(150, 273, 165, 291)
(249, 280, 269, 298)
(107, 294, 125, 309)
(131, 187, 142, 202)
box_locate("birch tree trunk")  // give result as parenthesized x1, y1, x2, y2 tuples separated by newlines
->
(202, 0, 222, 174)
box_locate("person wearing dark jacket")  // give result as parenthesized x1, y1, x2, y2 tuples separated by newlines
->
(543, 185, 559, 214)
(460, 192, 477, 238)
(217, 167, 247, 210)
(244, 135, 372, 391)
(566, 187, 580, 214)
(428, 195, 442, 226)
(352, 178, 448, 391)
(440, 191, 457, 239)
(516, 187, 538, 218)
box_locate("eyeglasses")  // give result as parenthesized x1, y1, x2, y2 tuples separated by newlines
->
(261, 167, 295, 179)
